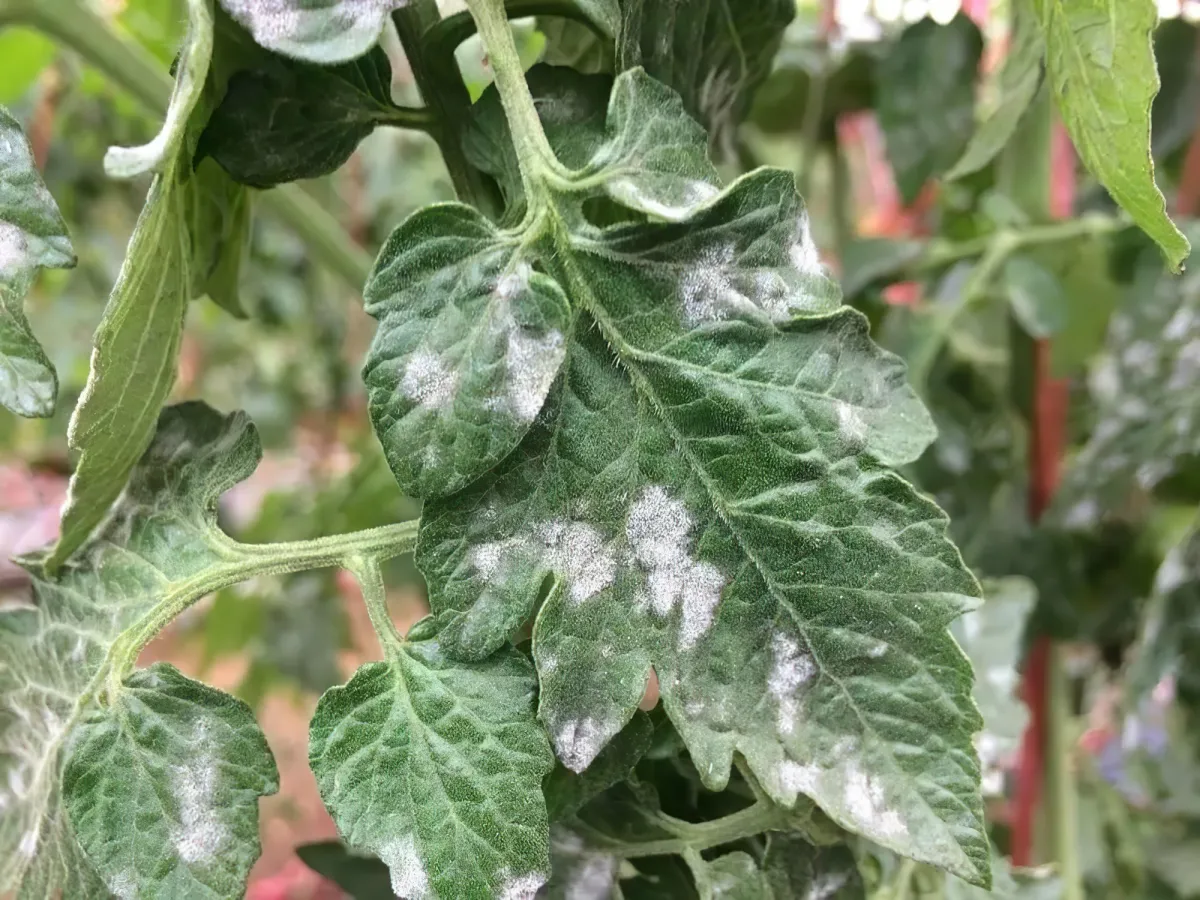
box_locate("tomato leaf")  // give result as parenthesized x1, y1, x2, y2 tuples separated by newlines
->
(688, 851, 773, 899)
(217, 0, 407, 64)
(0, 105, 75, 418)
(0, 403, 265, 897)
(308, 640, 554, 900)
(763, 835, 864, 899)
(198, 45, 416, 188)
(876, 14, 983, 204)
(1035, 0, 1190, 270)
(63, 663, 278, 898)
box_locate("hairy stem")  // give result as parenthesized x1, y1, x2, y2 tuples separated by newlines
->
(574, 800, 791, 860)
(465, 0, 563, 205)
(1, 0, 373, 288)
(393, 0, 502, 218)
(348, 554, 405, 654)
(428, 0, 609, 59)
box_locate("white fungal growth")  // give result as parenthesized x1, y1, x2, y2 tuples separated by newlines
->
(489, 264, 566, 424)
(106, 870, 137, 900)
(220, 0, 406, 58)
(495, 261, 531, 301)
(18, 826, 39, 858)
(566, 854, 618, 900)
(679, 244, 753, 324)
(537, 521, 618, 604)
(789, 214, 823, 278)
(471, 537, 526, 581)
(555, 717, 617, 772)
(843, 763, 907, 839)
(779, 760, 821, 796)
(835, 400, 868, 444)
(626, 486, 726, 649)
(0, 221, 27, 279)
(401, 348, 458, 411)
(609, 178, 719, 222)
(497, 871, 546, 900)
(806, 872, 850, 900)
(170, 743, 227, 863)
(379, 834, 430, 900)
(768, 633, 815, 735)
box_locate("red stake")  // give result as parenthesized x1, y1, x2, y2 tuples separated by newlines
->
(1011, 122, 1075, 868)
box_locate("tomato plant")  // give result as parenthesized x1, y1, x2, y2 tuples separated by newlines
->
(1, 1, 1198, 898)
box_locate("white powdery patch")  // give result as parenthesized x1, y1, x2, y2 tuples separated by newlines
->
(555, 717, 617, 773)
(608, 177, 719, 222)
(566, 854, 618, 900)
(379, 834, 430, 900)
(106, 870, 137, 900)
(489, 263, 566, 424)
(626, 486, 726, 650)
(679, 244, 752, 324)
(806, 872, 850, 900)
(169, 723, 227, 864)
(0, 220, 27, 279)
(401, 348, 458, 411)
(789, 214, 823, 279)
(843, 763, 906, 839)
(835, 400, 868, 445)
(536, 521, 617, 604)
(221, 0, 406, 57)
(497, 871, 546, 900)
(768, 634, 815, 735)
(779, 760, 821, 796)
(18, 825, 39, 858)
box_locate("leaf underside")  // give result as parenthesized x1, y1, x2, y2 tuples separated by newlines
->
(217, 0, 407, 65)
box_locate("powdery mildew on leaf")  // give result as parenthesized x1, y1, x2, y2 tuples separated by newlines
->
(63, 663, 278, 897)
(220, 0, 409, 64)
(0, 404, 266, 896)
(363, 205, 571, 498)
(308, 641, 553, 900)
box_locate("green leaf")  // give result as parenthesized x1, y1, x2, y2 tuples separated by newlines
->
(1034, 0, 1190, 270)
(0, 105, 75, 418)
(0, 402, 264, 897)
(1003, 254, 1067, 339)
(875, 14, 983, 204)
(297, 841, 394, 900)
(50, 0, 217, 568)
(1044, 235, 1121, 377)
(362, 204, 572, 499)
(688, 850, 773, 899)
(944, 856, 1062, 899)
(952, 577, 1034, 796)
(105, 0, 213, 178)
(544, 711, 655, 821)
(945, 0, 1044, 181)
(308, 641, 554, 900)
(415, 162, 988, 883)
(839, 238, 923, 300)
(763, 835, 864, 899)
(198, 45, 422, 188)
(616, 0, 794, 152)
(1151, 18, 1200, 161)
(63, 663, 278, 898)
(539, 18, 611, 75)
(217, 0, 405, 64)
(186, 158, 251, 317)
(1053, 231, 1200, 523)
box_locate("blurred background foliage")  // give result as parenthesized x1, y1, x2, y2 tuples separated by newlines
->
(4, 0, 1200, 897)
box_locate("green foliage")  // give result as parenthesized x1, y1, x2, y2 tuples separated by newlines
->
(0, 106, 74, 417)
(3, 0, 1200, 898)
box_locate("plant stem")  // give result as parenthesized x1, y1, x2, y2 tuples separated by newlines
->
(2, 0, 374, 289)
(465, 0, 561, 203)
(1046, 644, 1084, 900)
(348, 553, 405, 653)
(913, 213, 1123, 275)
(393, 0, 502, 218)
(574, 800, 790, 860)
(428, 0, 610, 58)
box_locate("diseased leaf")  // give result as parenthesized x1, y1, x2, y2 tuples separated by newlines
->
(542, 827, 622, 900)
(63, 663, 278, 899)
(876, 14, 983, 204)
(544, 711, 655, 821)
(0, 105, 75, 418)
(1034, 0, 1190, 270)
(946, 0, 1044, 181)
(414, 165, 987, 884)
(952, 577, 1034, 796)
(105, 0, 213, 178)
(218, 0, 407, 64)
(0, 402, 265, 897)
(362, 204, 571, 499)
(308, 640, 554, 900)
(1053, 231, 1200, 525)
(763, 835, 864, 899)
(616, 0, 794, 154)
(198, 45, 419, 188)
(51, 0, 217, 568)
(689, 851, 773, 900)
